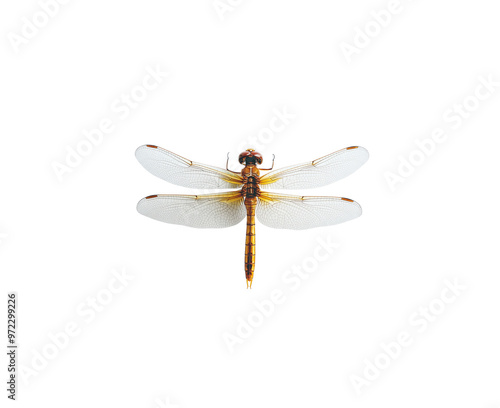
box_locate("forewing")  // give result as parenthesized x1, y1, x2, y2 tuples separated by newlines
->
(260, 146, 369, 190)
(137, 191, 246, 229)
(257, 192, 362, 230)
(136, 145, 243, 189)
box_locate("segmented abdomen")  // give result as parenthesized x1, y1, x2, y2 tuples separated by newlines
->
(244, 197, 256, 286)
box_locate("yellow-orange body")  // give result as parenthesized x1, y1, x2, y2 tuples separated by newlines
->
(241, 164, 260, 288)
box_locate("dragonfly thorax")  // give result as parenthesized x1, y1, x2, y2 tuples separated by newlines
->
(241, 165, 261, 199)
(241, 164, 260, 178)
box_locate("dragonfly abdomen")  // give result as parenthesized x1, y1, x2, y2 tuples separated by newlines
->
(241, 165, 261, 289)
(244, 197, 257, 288)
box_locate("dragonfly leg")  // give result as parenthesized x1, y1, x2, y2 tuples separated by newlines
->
(226, 152, 241, 174)
(259, 154, 275, 171)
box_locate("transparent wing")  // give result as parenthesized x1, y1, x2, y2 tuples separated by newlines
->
(137, 191, 246, 229)
(260, 146, 369, 190)
(136, 145, 243, 189)
(257, 192, 362, 230)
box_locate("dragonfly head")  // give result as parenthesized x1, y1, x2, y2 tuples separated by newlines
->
(239, 149, 263, 165)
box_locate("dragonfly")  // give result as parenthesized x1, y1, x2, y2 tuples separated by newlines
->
(135, 145, 369, 288)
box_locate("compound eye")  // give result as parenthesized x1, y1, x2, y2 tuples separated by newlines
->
(238, 152, 248, 164)
(254, 153, 263, 164)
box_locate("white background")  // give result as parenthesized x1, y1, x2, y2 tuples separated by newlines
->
(1, 0, 500, 407)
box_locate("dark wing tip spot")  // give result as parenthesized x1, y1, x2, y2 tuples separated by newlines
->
(341, 197, 354, 202)
(346, 146, 358, 150)
(145, 195, 158, 199)
(146, 144, 158, 148)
